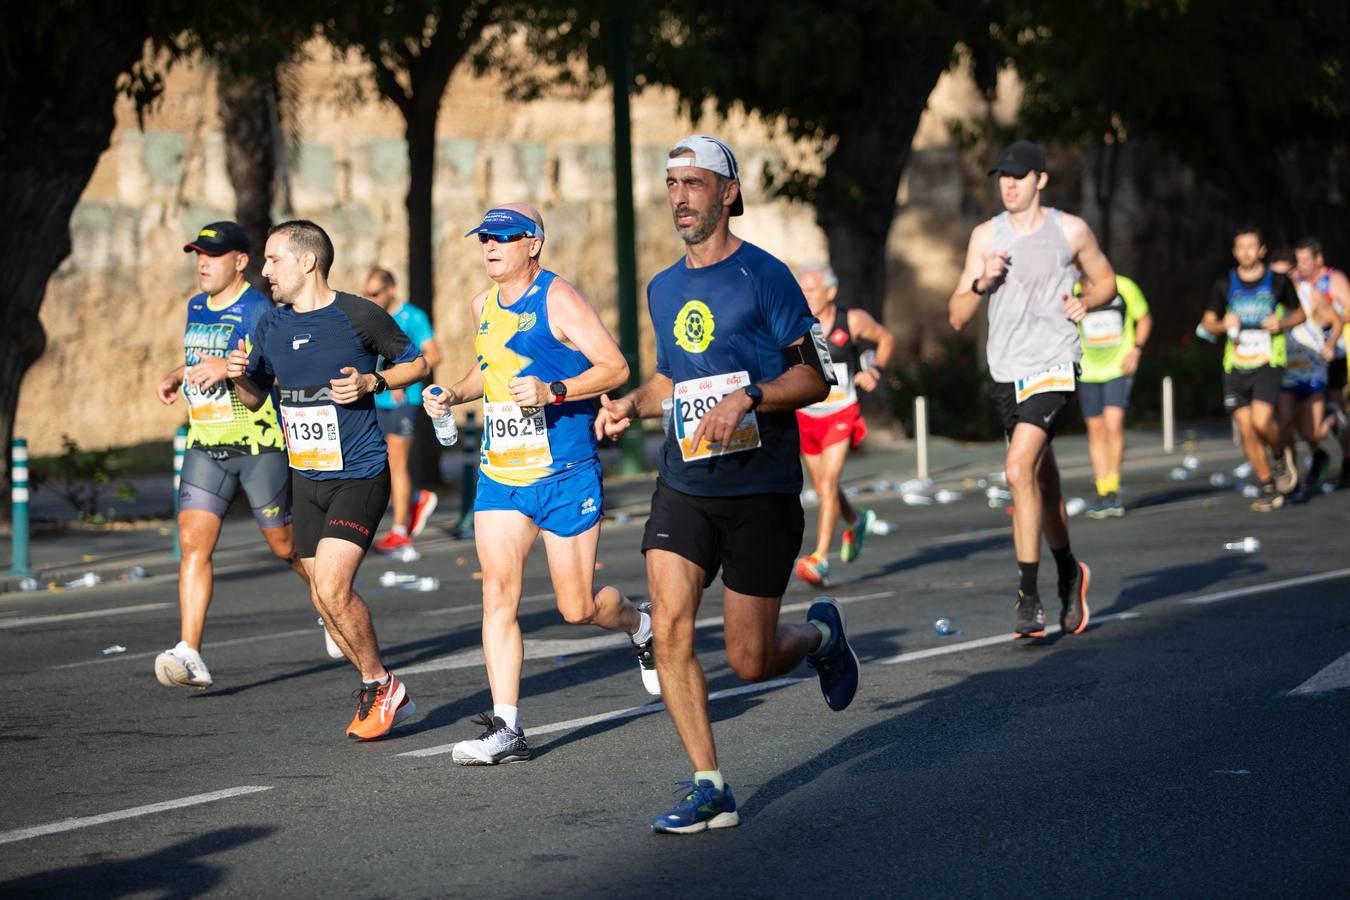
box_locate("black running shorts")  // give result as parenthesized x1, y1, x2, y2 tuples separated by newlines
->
(291, 468, 390, 557)
(987, 379, 1073, 439)
(1223, 366, 1283, 411)
(641, 479, 804, 598)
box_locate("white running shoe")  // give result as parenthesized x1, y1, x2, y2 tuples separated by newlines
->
(154, 641, 213, 691)
(632, 601, 661, 696)
(320, 618, 344, 660)
(452, 713, 531, 765)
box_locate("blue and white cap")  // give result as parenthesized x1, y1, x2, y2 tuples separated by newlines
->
(667, 134, 744, 216)
(463, 208, 543, 239)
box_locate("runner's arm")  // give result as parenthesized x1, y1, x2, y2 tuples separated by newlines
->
(949, 222, 994, 331)
(156, 365, 185, 405)
(1064, 214, 1116, 310)
(508, 278, 628, 406)
(847, 307, 895, 390)
(225, 338, 270, 411)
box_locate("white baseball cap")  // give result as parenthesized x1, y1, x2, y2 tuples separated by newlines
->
(666, 134, 744, 216)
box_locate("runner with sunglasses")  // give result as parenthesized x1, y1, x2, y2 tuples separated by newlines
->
(423, 204, 656, 766)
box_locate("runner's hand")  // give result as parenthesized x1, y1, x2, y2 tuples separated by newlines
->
(187, 353, 229, 390)
(594, 393, 635, 440)
(225, 338, 249, 380)
(156, 372, 181, 406)
(1321, 343, 1336, 363)
(854, 367, 881, 392)
(1122, 347, 1142, 375)
(423, 383, 453, 418)
(979, 251, 1010, 292)
(1260, 314, 1282, 334)
(1223, 312, 1241, 334)
(508, 376, 549, 408)
(330, 367, 369, 404)
(1061, 292, 1087, 323)
(690, 390, 753, 452)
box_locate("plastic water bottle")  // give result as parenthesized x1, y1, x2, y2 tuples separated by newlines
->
(1065, 497, 1087, 517)
(1223, 537, 1261, 553)
(428, 387, 459, 447)
(1182, 455, 1200, 470)
(1169, 467, 1191, 481)
(662, 397, 674, 437)
(869, 519, 894, 536)
(65, 572, 101, 589)
(127, 565, 146, 581)
(1321, 482, 1336, 494)
(1241, 484, 1261, 499)
(378, 570, 418, 588)
(934, 618, 961, 636)
(391, 545, 421, 563)
(403, 576, 440, 592)
(1232, 461, 1253, 478)
(1209, 472, 1229, 487)
(18, 577, 39, 592)
(934, 489, 962, 504)
(901, 492, 933, 506)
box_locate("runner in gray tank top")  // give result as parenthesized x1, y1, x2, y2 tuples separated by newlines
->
(949, 140, 1117, 640)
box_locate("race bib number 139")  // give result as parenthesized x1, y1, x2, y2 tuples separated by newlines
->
(280, 403, 343, 471)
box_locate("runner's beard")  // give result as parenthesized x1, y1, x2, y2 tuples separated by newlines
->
(674, 206, 718, 245)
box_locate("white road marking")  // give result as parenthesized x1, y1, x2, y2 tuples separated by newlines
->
(1182, 567, 1350, 605)
(1289, 649, 1350, 696)
(0, 786, 273, 846)
(0, 602, 174, 630)
(398, 677, 808, 758)
(52, 628, 319, 670)
(872, 612, 1141, 664)
(396, 592, 895, 676)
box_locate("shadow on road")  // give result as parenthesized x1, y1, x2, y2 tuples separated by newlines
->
(1101, 555, 1266, 615)
(0, 825, 275, 898)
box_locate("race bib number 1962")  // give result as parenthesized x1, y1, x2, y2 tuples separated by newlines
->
(673, 371, 762, 462)
(482, 401, 552, 470)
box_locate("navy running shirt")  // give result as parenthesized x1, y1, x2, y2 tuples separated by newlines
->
(648, 241, 817, 496)
(244, 292, 421, 480)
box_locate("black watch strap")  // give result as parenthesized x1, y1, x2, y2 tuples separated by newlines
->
(371, 372, 388, 394)
(744, 384, 764, 409)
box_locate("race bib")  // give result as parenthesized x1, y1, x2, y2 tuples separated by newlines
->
(482, 401, 552, 470)
(1081, 309, 1124, 348)
(1233, 329, 1272, 368)
(803, 362, 857, 417)
(673, 371, 762, 462)
(280, 403, 343, 471)
(1014, 362, 1076, 403)
(183, 367, 234, 424)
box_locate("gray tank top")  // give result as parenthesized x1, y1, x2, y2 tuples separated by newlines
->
(985, 208, 1082, 382)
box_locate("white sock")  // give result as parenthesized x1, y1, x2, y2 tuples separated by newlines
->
(631, 609, 653, 645)
(694, 769, 725, 791)
(391, 524, 408, 536)
(369, 673, 390, 686)
(494, 704, 520, 732)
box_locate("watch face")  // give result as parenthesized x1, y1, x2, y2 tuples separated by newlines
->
(550, 381, 566, 397)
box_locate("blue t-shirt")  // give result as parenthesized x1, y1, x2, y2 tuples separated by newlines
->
(245, 292, 421, 480)
(648, 241, 816, 496)
(375, 302, 435, 410)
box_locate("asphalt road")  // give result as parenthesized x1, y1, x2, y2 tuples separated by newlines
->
(2, 462, 1348, 898)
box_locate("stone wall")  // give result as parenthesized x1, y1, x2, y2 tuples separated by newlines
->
(15, 41, 1018, 455)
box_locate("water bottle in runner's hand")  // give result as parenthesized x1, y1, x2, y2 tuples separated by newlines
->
(428, 387, 459, 447)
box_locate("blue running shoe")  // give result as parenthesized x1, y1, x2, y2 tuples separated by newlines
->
(806, 596, 859, 711)
(651, 779, 739, 834)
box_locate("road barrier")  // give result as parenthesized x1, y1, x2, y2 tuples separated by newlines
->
(8, 438, 31, 577)
(1162, 375, 1175, 453)
(914, 396, 929, 480)
(170, 426, 187, 561)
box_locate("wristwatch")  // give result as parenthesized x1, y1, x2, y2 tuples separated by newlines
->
(743, 384, 764, 410)
(371, 372, 388, 394)
(549, 381, 568, 405)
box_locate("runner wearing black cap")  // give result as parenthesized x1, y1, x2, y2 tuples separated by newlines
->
(152, 221, 314, 691)
(949, 140, 1117, 639)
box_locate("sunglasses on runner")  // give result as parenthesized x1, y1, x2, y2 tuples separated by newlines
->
(477, 232, 532, 244)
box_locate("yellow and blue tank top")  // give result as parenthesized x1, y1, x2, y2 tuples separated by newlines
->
(183, 282, 284, 455)
(474, 269, 597, 486)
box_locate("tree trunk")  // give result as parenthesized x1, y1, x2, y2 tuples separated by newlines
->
(0, 13, 149, 495)
(405, 105, 443, 487)
(218, 68, 279, 288)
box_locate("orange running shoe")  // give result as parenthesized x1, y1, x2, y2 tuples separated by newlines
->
(794, 552, 830, 587)
(346, 672, 416, 740)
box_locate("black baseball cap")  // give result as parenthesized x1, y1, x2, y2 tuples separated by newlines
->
(182, 221, 250, 256)
(988, 140, 1047, 178)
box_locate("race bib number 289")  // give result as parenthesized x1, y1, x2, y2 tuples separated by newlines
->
(673, 371, 762, 462)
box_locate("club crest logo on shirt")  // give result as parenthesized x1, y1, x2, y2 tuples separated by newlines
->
(517, 312, 537, 332)
(479, 321, 491, 334)
(829, 328, 849, 347)
(673, 300, 715, 353)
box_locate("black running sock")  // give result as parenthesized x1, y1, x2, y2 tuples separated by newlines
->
(1018, 561, 1039, 597)
(1052, 545, 1077, 590)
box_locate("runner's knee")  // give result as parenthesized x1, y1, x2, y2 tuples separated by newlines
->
(726, 645, 773, 682)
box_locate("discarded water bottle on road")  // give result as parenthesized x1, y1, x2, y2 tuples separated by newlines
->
(390, 545, 421, 563)
(126, 565, 146, 581)
(403, 576, 440, 592)
(65, 572, 101, 589)
(428, 387, 459, 447)
(1182, 455, 1200, 470)
(1322, 482, 1336, 494)
(18, 577, 39, 592)
(1232, 461, 1253, 479)
(1065, 497, 1087, 517)
(901, 492, 933, 506)
(1209, 472, 1229, 487)
(934, 489, 962, 504)
(1169, 467, 1191, 481)
(1223, 537, 1261, 553)
(869, 519, 894, 536)
(1240, 484, 1261, 499)
(934, 618, 962, 636)
(378, 570, 418, 588)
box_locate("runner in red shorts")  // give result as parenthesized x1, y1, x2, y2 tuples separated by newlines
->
(793, 263, 895, 587)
